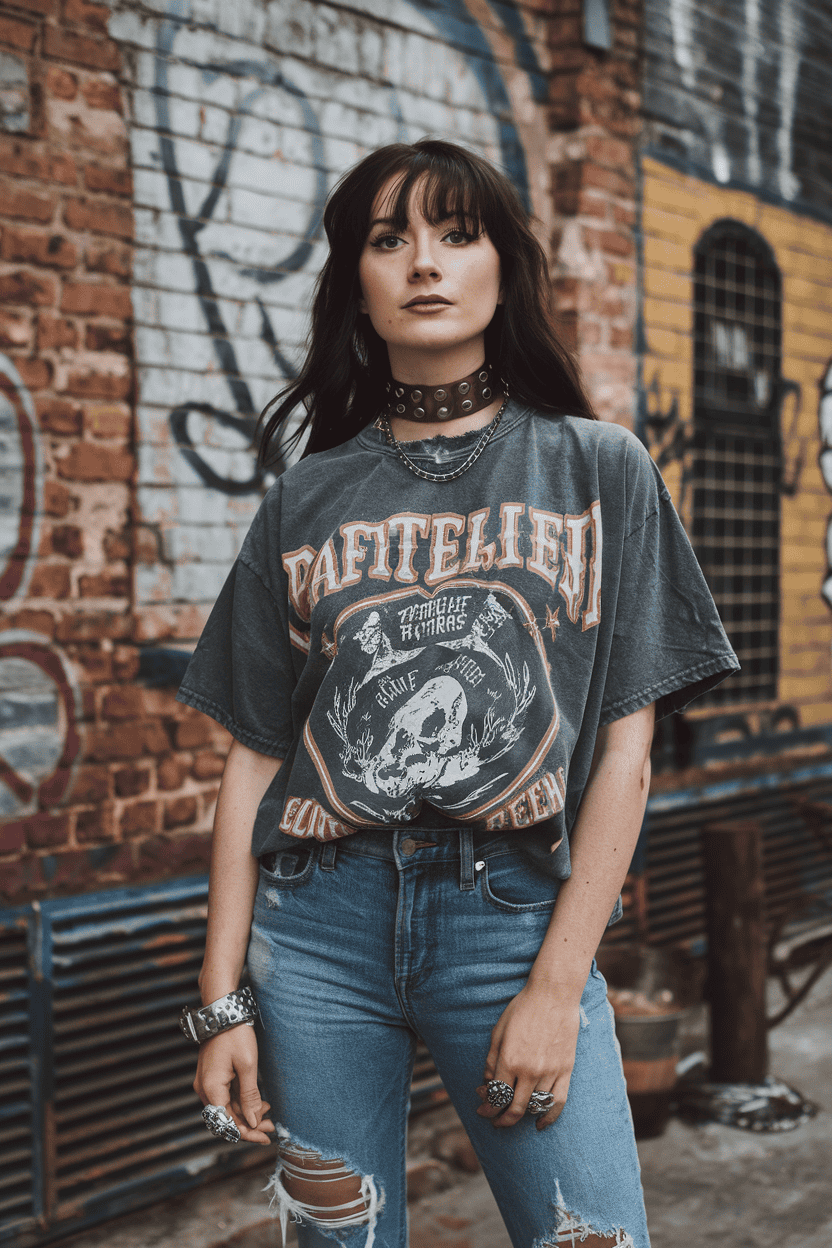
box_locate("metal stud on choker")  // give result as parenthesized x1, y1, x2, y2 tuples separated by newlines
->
(385, 363, 498, 423)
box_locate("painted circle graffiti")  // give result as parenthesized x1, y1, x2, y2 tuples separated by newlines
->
(0, 354, 42, 603)
(0, 633, 82, 816)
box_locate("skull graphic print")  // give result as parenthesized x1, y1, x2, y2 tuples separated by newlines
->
(301, 582, 560, 825)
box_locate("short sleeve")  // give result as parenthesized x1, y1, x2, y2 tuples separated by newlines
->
(176, 557, 295, 757)
(600, 491, 740, 724)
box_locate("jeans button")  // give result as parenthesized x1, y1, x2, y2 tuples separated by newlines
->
(400, 837, 416, 856)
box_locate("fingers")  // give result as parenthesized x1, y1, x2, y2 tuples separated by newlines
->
(534, 1078, 569, 1132)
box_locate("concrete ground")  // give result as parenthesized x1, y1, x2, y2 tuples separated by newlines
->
(65, 968, 832, 1248)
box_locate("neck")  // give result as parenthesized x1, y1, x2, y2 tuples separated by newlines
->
(385, 342, 485, 386)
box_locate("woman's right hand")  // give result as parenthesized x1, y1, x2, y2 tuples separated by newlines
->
(194, 1025, 275, 1145)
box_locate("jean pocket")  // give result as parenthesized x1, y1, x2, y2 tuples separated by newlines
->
(480, 852, 558, 913)
(259, 845, 316, 887)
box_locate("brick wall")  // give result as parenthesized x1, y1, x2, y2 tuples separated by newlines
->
(546, 0, 642, 427)
(4, 0, 618, 903)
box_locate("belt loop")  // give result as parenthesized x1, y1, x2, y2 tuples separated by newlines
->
(320, 841, 337, 871)
(459, 828, 475, 891)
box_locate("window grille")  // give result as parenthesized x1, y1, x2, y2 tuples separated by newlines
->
(691, 222, 782, 704)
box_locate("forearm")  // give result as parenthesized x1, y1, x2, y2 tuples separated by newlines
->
(528, 703, 654, 997)
(199, 739, 282, 1005)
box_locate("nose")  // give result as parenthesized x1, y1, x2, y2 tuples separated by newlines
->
(409, 232, 441, 281)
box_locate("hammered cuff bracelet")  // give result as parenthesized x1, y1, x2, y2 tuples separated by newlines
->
(179, 986, 258, 1044)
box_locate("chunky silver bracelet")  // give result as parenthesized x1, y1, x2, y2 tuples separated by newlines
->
(179, 986, 258, 1044)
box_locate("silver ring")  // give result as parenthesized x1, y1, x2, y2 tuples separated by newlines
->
(485, 1079, 515, 1109)
(527, 1090, 556, 1117)
(202, 1103, 241, 1143)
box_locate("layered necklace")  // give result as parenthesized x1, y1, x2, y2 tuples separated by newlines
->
(378, 362, 507, 483)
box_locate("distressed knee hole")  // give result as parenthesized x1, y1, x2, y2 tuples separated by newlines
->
(534, 1181, 635, 1248)
(280, 1143, 368, 1224)
(266, 1132, 384, 1247)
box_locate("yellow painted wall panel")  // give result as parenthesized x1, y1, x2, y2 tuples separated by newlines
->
(642, 157, 832, 723)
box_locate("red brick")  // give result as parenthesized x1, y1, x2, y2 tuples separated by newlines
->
(0, 821, 25, 853)
(27, 562, 70, 598)
(163, 795, 198, 829)
(1, 227, 77, 268)
(64, 197, 132, 240)
(192, 750, 226, 780)
(2, 607, 55, 636)
(56, 441, 133, 480)
(43, 479, 71, 515)
(43, 26, 120, 70)
(0, 137, 47, 180)
(38, 315, 78, 352)
(76, 805, 114, 841)
(26, 813, 71, 848)
(0, 14, 36, 51)
(81, 79, 121, 111)
(610, 325, 632, 348)
(60, 281, 131, 318)
(63, 368, 131, 400)
(112, 645, 139, 682)
(121, 799, 158, 835)
(85, 241, 130, 276)
(69, 763, 111, 802)
(581, 161, 632, 198)
(89, 721, 143, 760)
(55, 610, 131, 642)
(103, 527, 130, 560)
(50, 153, 77, 185)
(583, 226, 633, 258)
(9, 0, 56, 13)
(46, 67, 78, 99)
(85, 401, 129, 438)
(136, 832, 211, 878)
(103, 686, 144, 719)
(114, 766, 151, 797)
(157, 754, 189, 791)
(84, 323, 131, 352)
(13, 355, 51, 389)
(0, 185, 55, 222)
(0, 308, 32, 348)
(0, 856, 44, 901)
(63, 0, 109, 30)
(134, 526, 159, 563)
(84, 164, 132, 197)
(0, 268, 56, 306)
(76, 648, 112, 681)
(175, 718, 214, 750)
(585, 135, 633, 169)
(50, 523, 83, 556)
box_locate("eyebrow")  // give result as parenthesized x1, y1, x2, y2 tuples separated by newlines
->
(367, 213, 467, 231)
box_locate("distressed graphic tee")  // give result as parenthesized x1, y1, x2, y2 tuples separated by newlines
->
(177, 404, 739, 859)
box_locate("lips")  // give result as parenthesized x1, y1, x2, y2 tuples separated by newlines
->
(403, 296, 452, 308)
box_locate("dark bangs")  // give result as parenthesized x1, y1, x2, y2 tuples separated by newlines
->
(258, 139, 596, 466)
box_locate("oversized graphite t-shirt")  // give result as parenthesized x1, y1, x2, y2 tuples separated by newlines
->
(177, 403, 739, 860)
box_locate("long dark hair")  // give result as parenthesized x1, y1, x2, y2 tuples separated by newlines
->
(258, 139, 597, 465)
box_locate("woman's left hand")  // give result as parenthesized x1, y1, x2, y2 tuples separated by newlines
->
(475, 981, 583, 1131)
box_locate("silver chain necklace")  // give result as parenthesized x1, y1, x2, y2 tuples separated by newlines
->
(379, 396, 508, 483)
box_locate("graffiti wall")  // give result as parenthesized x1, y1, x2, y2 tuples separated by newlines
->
(110, 0, 551, 628)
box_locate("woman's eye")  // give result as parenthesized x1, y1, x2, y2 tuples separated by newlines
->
(371, 234, 403, 250)
(444, 229, 473, 244)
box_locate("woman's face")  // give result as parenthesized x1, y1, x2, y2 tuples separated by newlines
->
(357, 175, 502, 379)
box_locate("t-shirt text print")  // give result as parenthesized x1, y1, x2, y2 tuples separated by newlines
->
(177, 407, 739, 860)
(280, 502, 602, 836)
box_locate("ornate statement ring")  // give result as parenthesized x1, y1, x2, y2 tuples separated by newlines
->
(527, 1090, 556, 1117)
(202, 1104, 241, 1144)
(485, 1079, 515, 1110)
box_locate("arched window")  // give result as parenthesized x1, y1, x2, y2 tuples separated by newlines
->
(692, 221, 782, 704)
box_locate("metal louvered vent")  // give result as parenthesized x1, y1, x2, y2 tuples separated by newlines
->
(0, 915, 36, 1239)
(0, 876, 447, 1245)
(607, 770, 832, 950)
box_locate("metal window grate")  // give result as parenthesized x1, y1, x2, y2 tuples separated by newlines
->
(0, 916, 36, 1237)
(691, 224, 782, 705)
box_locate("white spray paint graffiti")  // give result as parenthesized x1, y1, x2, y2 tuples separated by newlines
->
(110, 0, 546, 616)
(742, 0, 761, 186)
(0, 353, 42, 606)
(777, 0, 801, 202)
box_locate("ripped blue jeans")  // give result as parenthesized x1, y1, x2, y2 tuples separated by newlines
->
(247, 827, 650, 1248)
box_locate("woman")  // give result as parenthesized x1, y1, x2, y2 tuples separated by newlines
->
(177, 139, 738, 1248)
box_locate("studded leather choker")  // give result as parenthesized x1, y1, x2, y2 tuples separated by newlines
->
(385, 363, 498, 423)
